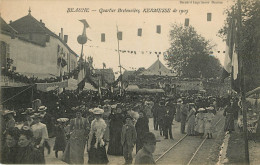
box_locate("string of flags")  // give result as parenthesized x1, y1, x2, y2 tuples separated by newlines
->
(101, 25, 162, 42)
(93, 13, 216, 55)
(87, 44, 167, 55)
(99, 13, 212, 41)
(86, 44, 226, 56)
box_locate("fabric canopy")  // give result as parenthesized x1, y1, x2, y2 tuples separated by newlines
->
(126, 86, 164, 94)
(139, 59, 176, 76)
(125, 85, 139, 92)
(36, 81, 68, 92)
(83, 82, 97, 91)
(246, 87, 260, 98)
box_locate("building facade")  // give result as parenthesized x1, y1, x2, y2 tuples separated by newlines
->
(0, 11, 78, 79)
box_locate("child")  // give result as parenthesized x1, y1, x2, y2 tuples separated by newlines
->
(195, 108, 205, 138)
(134, 132, 158, 164)
(204, 107, 215, 139)
(121, 115, 137, 164)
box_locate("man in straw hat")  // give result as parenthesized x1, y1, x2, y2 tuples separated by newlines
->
(135, 132, 159, 164)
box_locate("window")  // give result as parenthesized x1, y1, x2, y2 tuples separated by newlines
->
(207, 13, 212, 21)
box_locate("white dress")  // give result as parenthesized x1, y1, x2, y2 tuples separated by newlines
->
(195, 113, 205, 134)
(204, 113, 215, 134)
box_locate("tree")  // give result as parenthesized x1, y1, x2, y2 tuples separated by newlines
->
(218, 0, 260, 92)
(164, 24, 222, 78)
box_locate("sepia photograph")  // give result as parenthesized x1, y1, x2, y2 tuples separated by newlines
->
(0, 0, 260, 164)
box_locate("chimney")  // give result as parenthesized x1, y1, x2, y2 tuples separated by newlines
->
(64, 35, 68, 43)
(61, 28, 63, 40)
(9, 20, 12, 24)
(59, 33, 61, 38)
(40, 19, 45, 26)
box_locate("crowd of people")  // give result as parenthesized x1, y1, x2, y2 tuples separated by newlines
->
(1, 91, 241, 164)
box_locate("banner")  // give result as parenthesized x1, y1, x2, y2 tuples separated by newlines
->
(36, 81, 68, 92)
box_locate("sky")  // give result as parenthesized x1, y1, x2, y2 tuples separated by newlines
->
(0, 0, 234, 76)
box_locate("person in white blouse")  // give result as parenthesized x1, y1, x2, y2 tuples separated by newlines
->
(31, 113, 48, 163)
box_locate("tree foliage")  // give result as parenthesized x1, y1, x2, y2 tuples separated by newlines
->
(218, 0, 260, 92)
(164, 24, 222, 78)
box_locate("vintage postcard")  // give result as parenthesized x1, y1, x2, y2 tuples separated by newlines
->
(1, 0, 259, 164)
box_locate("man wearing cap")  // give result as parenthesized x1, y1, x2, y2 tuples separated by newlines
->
(134, 132, 157, 164)
(163, 102, 174, 139)
(151, 100, 159, 130)
(158, 99, 166, 136)
(121, 115, 137, 164)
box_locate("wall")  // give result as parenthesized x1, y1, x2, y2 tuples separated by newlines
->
(0, 33, 77, 79)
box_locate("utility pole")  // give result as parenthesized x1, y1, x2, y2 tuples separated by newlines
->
(237, 0, 250, 164)
(116, 25, 122, 96)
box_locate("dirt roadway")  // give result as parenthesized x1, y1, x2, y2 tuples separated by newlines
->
(156, 111, 225, 165)
(45, 111, 225, 165)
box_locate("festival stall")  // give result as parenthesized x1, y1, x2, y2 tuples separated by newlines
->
(126, 85, 165, 94)
(245, 87, 260, 139)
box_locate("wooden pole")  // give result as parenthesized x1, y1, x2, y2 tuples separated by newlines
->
(116, 25, 122, 96)
(237, 0, 250, 163)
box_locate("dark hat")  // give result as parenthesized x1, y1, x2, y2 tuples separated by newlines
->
(125, 114, 133, 120)
(116, 103, 123, 109)
(142, 132, 160, 143)
(159, 101, 165, 106)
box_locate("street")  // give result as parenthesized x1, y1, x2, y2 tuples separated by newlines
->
(45, 110, 225, 164)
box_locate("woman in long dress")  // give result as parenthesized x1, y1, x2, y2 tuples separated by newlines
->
(107, 105, 124, 156)
(186, 103, 196, 136)
(195, 108, 205, 138)
(175, 99, 183, 122)
(223, 99, 235, 133)
(53, 118, 67, 158)
(87, 108, 109, 164)
(135, 111, 149, 153)
(62, 109, 90, 164)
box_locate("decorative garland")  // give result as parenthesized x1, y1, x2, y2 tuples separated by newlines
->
(2, 58, 81, 84)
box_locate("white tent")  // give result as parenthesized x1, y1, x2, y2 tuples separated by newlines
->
(140, 59, 176, 76)
(83, 82, 97, 91)
(126, 85, 139, 92)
